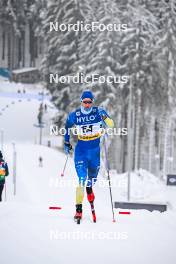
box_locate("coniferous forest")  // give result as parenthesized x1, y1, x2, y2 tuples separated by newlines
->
(1, 0, 176, 177)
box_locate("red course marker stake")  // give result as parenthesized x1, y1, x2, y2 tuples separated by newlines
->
(119, 211, 131, 215)
(49, 206, 62, 210)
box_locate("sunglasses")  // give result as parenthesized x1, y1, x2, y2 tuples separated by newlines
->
(82, 100, 93, 104)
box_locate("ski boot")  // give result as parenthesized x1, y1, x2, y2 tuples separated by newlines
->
(74, 204, 82, 224)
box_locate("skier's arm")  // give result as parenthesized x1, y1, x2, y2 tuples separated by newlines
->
(64, 112, 75, 154)
(98, 107, 114, 128)
(64, 112, 75, 143)
(5, 163, 9, 177)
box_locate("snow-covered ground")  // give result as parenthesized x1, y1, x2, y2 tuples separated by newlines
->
(0, 80, 58, 145)
(0, 80, 176, 264)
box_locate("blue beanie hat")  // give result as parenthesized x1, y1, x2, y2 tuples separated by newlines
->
(80, 90, 94, 101)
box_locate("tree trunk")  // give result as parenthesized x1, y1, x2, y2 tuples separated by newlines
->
(163, 115, 170, 179)
(148, 115, 155, 172)
(134, 92, 141, 170)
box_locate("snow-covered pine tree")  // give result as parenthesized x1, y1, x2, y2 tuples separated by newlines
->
(119, 0, 158, 171)
(154, 0, 176, 178)
(41, 0, 84, 126)
(77, 0, 127, 170)
(0, 0, 33, 68)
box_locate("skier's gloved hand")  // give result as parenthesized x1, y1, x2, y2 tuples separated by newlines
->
(64, 142, 72, 154)
(98, 107, 108, 120)
(98, 107, 114, 128)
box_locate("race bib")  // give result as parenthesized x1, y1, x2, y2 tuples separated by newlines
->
(76, 122, 103, 141)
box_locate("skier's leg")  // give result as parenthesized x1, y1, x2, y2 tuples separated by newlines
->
(76, 183, 84, 205)
(86, 147, 100, 223)
(75, 183, 84, 219)
(87, 167, 100, 187)
(74, 146, 88, 219)
(86, 146, 100, 202)
(74, 146, 88, 186)
(0, 184, 4, 202)
(86, 166, 99, 203)
(87, 146, 100, 188)
(75, 155, 87, 203)
(86, 186, 95, 202)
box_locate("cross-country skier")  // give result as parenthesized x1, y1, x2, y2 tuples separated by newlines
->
(64, 90, 114, 223)
(0, 151, 9, 202)
(39, 156, 43, 167)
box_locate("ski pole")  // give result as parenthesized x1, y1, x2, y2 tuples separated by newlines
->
(61, 154, 69, 177)
(104, 134, 116, 222)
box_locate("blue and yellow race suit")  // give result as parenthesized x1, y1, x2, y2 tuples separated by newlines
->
(64, 106, 114, 187)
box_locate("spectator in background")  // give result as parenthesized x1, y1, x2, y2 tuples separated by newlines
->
(0, 151, 9, 202)
(44, 104, 47, 112)
(39, 156, 43, 167)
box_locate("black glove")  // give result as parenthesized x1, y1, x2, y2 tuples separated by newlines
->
(64, 142, 72, 154)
